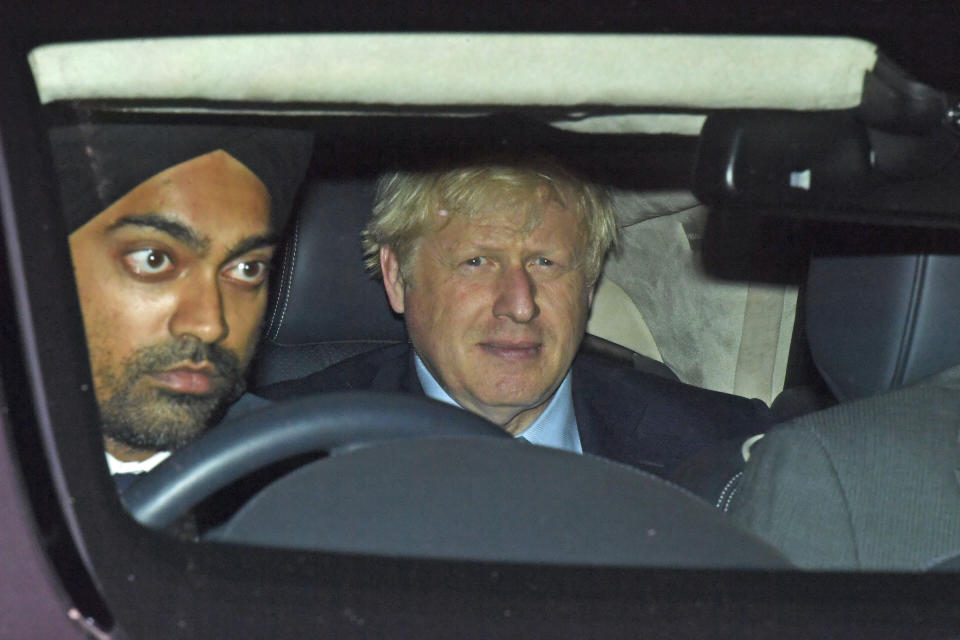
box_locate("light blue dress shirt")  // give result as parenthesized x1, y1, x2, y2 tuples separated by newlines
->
(414, 354, 582, 453)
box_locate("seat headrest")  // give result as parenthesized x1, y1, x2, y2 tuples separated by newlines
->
(806, 251, 960, 401)
(263, 179, 406, 345)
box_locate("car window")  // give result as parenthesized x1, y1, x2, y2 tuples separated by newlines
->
(5, 28, 960, 638)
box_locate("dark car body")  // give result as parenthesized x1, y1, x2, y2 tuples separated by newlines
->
(4, 2, 960, 638)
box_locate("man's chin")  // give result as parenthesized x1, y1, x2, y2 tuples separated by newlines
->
(103, 415, 208, 453)
(100, 392, 234, 453)
(473, 377, 553, 407)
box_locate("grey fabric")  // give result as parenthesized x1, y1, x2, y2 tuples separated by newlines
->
(604, 197, 796, 402)
(605, 205, 736, 391)
(727, 365, 960, 570)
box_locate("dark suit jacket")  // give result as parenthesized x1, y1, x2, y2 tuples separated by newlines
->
(727, 365, 960, 570)
(258, 344, 772, 479)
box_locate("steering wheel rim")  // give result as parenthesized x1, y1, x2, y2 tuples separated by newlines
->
(122, 391, 507, 528)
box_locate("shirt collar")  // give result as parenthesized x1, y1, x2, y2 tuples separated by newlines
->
(105, 450, 171, 475)
(413, 353, 581, 453)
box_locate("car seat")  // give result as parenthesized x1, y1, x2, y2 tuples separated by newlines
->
(702, 241, 960, 509)
(601, 192, 800, 406)
(252, 180, 406, 388)
(806, 250, 960, 400)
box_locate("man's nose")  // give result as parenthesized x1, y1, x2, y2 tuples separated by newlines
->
(492, 265, 539, 323)
(168, 273, 229, 344)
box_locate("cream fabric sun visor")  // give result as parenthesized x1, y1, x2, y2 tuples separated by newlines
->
(30, 34, 878, 134)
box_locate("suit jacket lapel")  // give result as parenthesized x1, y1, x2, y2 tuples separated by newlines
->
(571, 359, 664, 475)
(369, 346, 423, 395)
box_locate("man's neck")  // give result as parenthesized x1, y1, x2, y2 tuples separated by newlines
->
(104, 437, 157, 463)
(497, 403, 550, 436)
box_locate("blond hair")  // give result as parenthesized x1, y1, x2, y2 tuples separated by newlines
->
(362, 157, 617, 284)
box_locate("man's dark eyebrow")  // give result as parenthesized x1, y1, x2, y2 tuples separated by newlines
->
(107, 213, 277, 261)
(106, 213, 210, 253)
(225, 233, 280, 263)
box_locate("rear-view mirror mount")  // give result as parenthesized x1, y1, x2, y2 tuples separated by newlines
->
(694, 65, 960, 228)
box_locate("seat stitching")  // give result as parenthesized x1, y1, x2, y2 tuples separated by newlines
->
(265, 221, 292, 337)
(267, 216, 300, 340)
(717, 471, 742, 511)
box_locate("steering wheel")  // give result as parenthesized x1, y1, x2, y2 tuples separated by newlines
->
(121, 391, 508, 528)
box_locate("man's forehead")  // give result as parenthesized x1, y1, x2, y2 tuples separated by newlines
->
(427, 201, 583, 254)
(442, 199, 576, 235)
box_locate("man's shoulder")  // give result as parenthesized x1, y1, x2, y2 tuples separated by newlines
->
(570, 352, 772, 481)
(729, 379, 960, 569)
(768, 378, 960, 467)
(572, 352, 771, 440)
(256, 343, 411, 400)
(728, 382, 956, 504)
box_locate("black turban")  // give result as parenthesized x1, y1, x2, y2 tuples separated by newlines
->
(49, 124, 314, 234)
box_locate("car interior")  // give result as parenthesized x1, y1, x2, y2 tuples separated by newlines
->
(250, 164, 684, 391)
(28, 29, 960, 552)
(251, 164, 798, 401)
(32, 35, 855, 409)
(21, 32, 940, 548)
(5, 24, 960, 638)
(118, 120, 794, 563)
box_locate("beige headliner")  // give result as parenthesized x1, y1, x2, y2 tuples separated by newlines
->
(29, 34, 877, 134)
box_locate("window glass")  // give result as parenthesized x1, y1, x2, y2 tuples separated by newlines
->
(29, 34, 960, 576)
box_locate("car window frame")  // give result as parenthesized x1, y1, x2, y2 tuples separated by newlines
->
(4, 9, 960, 639)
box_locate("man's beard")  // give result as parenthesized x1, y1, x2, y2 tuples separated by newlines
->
(97, 338, 247, 453)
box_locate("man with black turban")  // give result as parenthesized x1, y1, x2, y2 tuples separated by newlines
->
(50, 123, 313, 481)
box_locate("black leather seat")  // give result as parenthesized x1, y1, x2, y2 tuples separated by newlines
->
(806, 251, 960, 400)
(252, 180, 407, 389)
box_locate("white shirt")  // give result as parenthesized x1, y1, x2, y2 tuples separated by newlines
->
(106, 450, 171, 475)
(414, 354, 582, 453)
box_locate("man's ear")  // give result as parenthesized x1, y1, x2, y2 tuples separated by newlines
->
(380, 246, 406, 314)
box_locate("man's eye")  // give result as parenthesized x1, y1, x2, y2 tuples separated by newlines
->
(124, 248, 174, 276)
(534, 257, 555, 267)
(224, 260, 269, 285)
(463, 256, 488, 267)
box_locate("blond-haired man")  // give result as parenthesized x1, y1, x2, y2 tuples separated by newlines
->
(262, 157, 770, 477)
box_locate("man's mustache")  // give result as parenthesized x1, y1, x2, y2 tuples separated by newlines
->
(128, 337, 243, 385)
